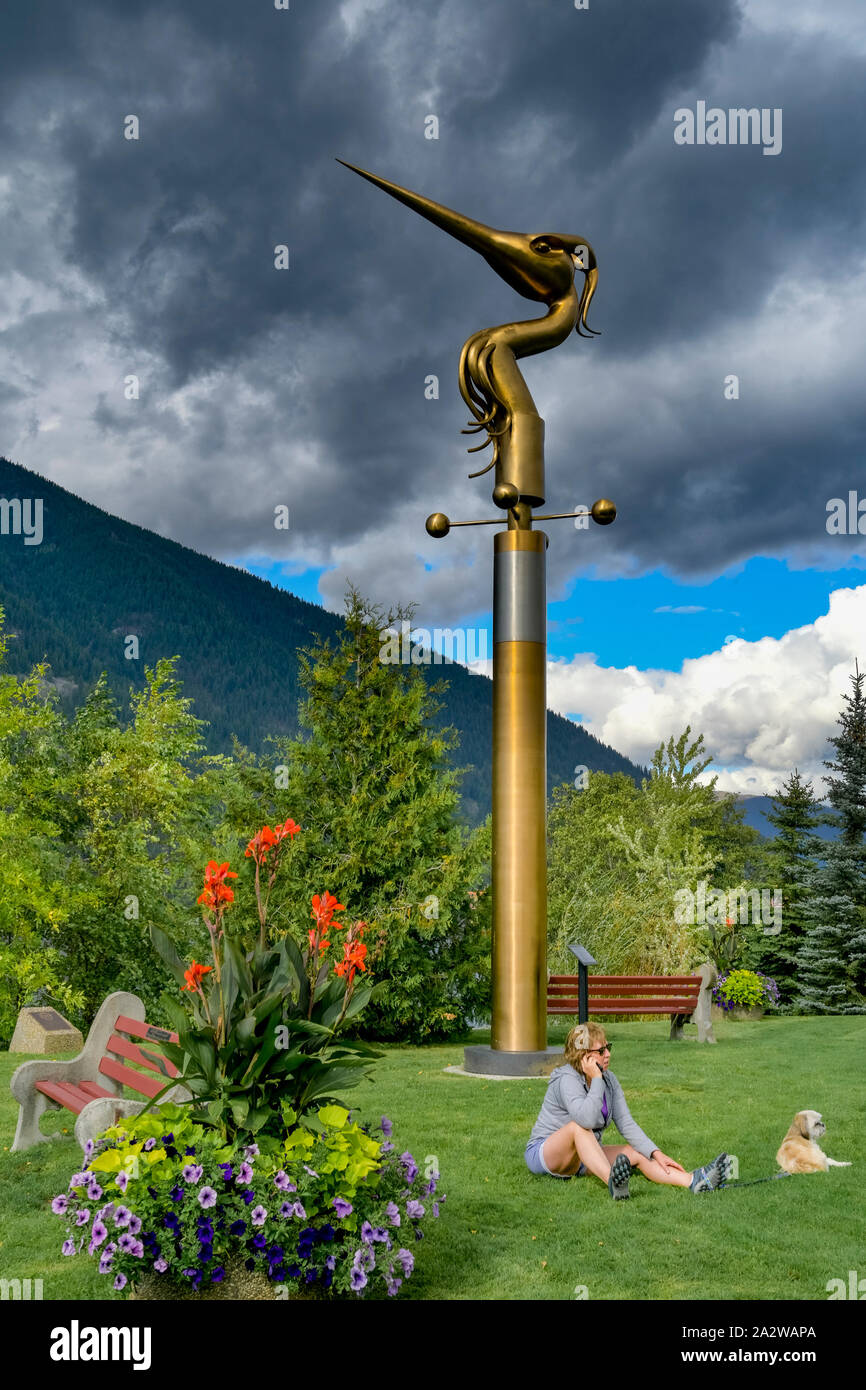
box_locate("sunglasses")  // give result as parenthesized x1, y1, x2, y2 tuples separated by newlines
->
(585, 1044, 612, 1055)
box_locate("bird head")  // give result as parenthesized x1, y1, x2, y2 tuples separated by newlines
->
(337, 160, 599, 335)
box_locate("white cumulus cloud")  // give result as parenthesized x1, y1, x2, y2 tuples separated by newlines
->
(546, 586, 866, 795)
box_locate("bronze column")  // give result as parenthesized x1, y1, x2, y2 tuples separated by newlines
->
(491, 526, 548, 1055)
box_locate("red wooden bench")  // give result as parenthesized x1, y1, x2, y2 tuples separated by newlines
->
(11, 991, 189, 1152)
(547, 966, 715, 1041)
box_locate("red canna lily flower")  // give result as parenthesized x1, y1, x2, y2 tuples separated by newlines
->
(181, 960, 213, 992)
(245, 825, 280, 863)
(274, 818, 301, 842)
(334, 939, 367, 985)
(203, 861, 238, 885)
(311, 891, 346, 929)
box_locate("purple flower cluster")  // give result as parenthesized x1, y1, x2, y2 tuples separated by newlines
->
(52, 1114, 442, 1301)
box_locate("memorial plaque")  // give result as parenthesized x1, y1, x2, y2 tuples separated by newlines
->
(9, 1006, 83, 1055)
(28, 1008, 68, 1031)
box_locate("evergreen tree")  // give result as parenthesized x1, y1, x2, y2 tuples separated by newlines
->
(750, 769, 823, 1002)
(276, 588, 491, 1041)
(796, 666, 866, 1013)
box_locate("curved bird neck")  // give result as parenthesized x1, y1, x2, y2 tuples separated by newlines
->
(499, 286, 580, 362)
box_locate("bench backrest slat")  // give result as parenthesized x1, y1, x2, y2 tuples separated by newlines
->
(114, 1015, 179, 1045)
(548, 975, 699, 985)
(98, 1054, 171, 1099)
(106, 1033, 179, 1079)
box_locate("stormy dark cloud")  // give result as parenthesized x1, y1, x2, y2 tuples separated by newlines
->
(1, 0, 865, 631)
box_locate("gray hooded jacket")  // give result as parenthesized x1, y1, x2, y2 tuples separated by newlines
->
(527, 1065, 656, 1159)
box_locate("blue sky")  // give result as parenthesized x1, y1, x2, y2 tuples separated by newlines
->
(241, 554, 866, 672)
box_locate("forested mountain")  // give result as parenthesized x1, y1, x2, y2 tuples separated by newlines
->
(0, 455, 646, 822)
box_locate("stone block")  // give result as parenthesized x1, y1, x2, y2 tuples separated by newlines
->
(9, 1007, 83, 1055)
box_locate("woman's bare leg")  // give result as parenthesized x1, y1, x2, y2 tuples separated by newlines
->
(540, 1123, 612, 1181)
(603, 1143, 693, 1188)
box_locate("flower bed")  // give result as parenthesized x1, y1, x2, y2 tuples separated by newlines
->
(52, 1103, 441, 1298)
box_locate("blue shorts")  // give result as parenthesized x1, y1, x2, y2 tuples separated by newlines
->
(525, 1136, 584, 1179)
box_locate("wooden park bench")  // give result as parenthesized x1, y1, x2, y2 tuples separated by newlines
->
(10, 991, 191, 1153)
(547, 947, 716, 1042)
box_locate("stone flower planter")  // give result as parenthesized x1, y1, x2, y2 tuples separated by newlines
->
(711, 1004, 764, 1022)
(128, 1258, 322, 1301)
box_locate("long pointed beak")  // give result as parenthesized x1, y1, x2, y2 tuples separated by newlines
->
(336, 158, 510, 262)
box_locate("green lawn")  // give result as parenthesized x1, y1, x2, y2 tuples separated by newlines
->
(1, 1016, 863, 1301)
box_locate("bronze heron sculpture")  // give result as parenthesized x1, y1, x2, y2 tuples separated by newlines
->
(337, 159, 598, 509)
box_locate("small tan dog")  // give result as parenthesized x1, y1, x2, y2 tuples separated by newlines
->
(776, 1110, 851, 1174)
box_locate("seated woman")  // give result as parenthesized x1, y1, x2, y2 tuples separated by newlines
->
(525, 1022, 729, 1198)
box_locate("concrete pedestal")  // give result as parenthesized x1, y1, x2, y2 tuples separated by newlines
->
(463, 1044, 564, 1077)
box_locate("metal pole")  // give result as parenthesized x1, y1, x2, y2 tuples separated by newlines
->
(491, 527, 548, 1053)
(578, 961, 588, 1025)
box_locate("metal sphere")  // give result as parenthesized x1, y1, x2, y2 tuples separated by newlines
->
(425, 512, 451, 538)
(590, 498, 616, 526)
(492, 482, 520, 510)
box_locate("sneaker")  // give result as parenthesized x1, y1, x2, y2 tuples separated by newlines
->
(608, 1153, 632, 1200)
(690, 1152, 729, 1193)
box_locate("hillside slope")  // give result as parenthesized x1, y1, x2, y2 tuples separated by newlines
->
(0, 456, 647, 821)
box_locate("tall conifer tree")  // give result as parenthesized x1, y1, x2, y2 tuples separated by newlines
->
(796, 666, 866, 1013)
(752, 769, 823, 1002)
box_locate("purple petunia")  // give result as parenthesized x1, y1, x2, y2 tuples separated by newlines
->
(198, 1187, 217, 1209)
(385, 1201, 401, 1227)
(68, 1172, 87, 1190)
(61, 1239, 75, 1257)
(279, 1202, 293, 1219)
(400, 1152, 419, 1184)
(153, 1258, 168, 1273)
(325, 1254, 337, 1271)
(303, 1164, 319, 1178)
(230, 1219, 246, 1236)
(332, 1197, 353, 1218)
(118, 1233, 138, 1253)
(113, 1273, 127, 1291)
(113, 1206, 132, 1228)
(291, 1202, 306, 1220)
(114, 1170, 129, 1193)
(143, 1137, 156, 1152)
(381, 1141, 395, 1154)
(98, 1252, 113, 1274)
(51, 1194, 69, 1215)
(90, 1219, 108, 1247)
(183, 1164, 204, 1184)
(128, 1214, 142, 1235)
(406, 1200, 425, 1219)
(244, 1144, 259, 1159)
(380, 1115, 393, 1137)
(432, 1202, 440, 1217)
(86, 1180, 103, 1201)
(350, 1266, 368, 1292)
(251, 1205, 268, 1226)
(74, 1209, 91, 1227)
(274, 1171, 296, 1192)
(396, 1248, 415, 1276)
(84, 1139, 95, 1158)
(211, 1266, 226, 1283)
(236, 1162, 253, 1184)
(360, 1221, 374, 1244)
(371, 1227, 389, 1243)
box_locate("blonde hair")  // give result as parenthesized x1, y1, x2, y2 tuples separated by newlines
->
(563, 1021, 608, 1074)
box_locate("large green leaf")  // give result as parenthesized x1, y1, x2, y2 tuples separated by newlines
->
(282, 934, 310, 1011)
(298, 1060, 372, 1107)
(149, 923, 189, 987)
